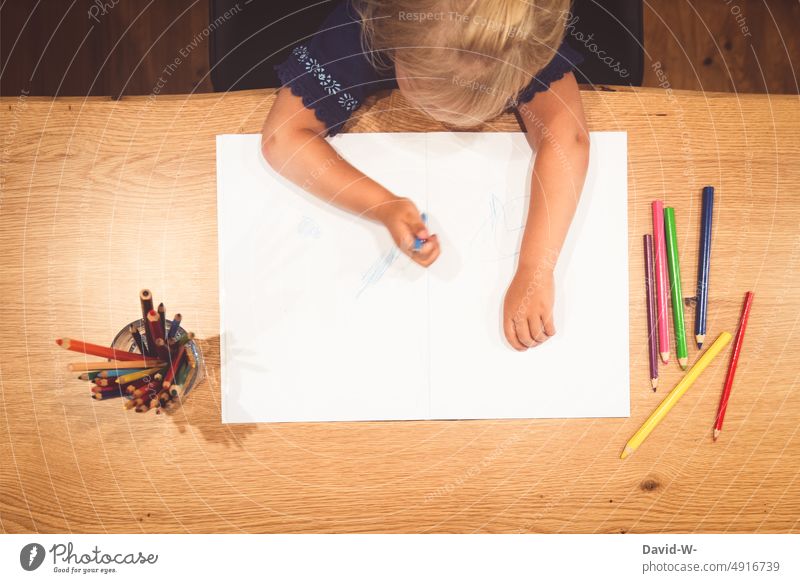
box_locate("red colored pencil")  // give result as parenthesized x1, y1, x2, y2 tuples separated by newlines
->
(147, 310, 169, 360)
(56, 338, 148, 362)
(713, 292, 754, 440)
(91, 385, 125, 400)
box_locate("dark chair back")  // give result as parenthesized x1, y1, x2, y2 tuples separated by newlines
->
(209, 0, 643, 91)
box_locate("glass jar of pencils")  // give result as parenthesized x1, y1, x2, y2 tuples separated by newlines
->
(110, 319, 204, 400)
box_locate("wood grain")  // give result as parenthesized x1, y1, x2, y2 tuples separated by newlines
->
(1, 87, 799, 533)
(0, 0, 213, 97)
(3, 1, 799, 97)
(643, 0, 800, 93)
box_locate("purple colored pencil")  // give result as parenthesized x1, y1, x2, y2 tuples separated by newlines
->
(644, 234, 659, 390)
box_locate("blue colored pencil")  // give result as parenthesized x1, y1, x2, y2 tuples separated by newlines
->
(413, 212, 428, 252)
(695, 186, 714, 348)
(166, 314, 182, 341)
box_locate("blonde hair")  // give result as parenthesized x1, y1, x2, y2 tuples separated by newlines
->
(353, 0, 570, 127)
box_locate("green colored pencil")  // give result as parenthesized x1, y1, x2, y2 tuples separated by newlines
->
(664, 207, 688, 369)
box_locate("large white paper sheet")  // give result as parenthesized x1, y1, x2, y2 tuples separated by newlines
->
(217, 132, 629, 423)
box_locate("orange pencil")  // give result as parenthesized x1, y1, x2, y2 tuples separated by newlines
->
(56, 338, 148, 362)
(713, 292, 754, 440)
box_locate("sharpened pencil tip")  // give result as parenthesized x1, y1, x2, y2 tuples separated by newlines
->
(678, 357, 688, 370)
(697, 343, 703, 349)
(660, 352, 669, 364)
(696, 334, 705, 348)
(620, 446, 633, 460)
(713, 429, 720, 440)
(651, 378, 658, 391)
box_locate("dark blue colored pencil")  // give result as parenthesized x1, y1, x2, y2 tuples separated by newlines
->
(166, 313, 182, 341)
(695, 186, 714, 348)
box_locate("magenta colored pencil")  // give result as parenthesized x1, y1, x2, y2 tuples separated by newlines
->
(644, 235, 659, 390)
(652, 200, 670, 364)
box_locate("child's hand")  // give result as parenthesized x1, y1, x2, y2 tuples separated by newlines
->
(376, 197, 440, 267)
(502, 266, 556, 351)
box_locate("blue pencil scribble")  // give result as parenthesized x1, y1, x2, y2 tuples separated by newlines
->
(489, 193, 499, 230)
(356, 247, 400, 298)
(297, 216, 322, 239)
(469, 193, 524, 260)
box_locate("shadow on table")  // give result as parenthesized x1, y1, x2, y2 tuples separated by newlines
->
(161, 334, 257, 447)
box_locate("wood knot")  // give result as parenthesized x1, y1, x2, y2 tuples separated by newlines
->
(640, 478, 660, 491)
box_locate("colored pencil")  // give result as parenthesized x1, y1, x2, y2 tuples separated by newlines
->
(644, 235, 659, 390)
(97, 368, 141, 378)
(140, 289, 156, 356)
(91, 385, 125, 400)
(664, 207, 688, 369)
(131, 374, 162, 398)
(132, 385, 158, 399)
(652, 201, 670, 364)
(95, 369, 142, 386)
(166, 313, 182, 341)
(621, 332, 732, 459)
(56, 338, 149, 362)
(129, 323, 151, 358)
(157, 303, 167, 339)
(147, 309, 165, 342)
(113, 367, 163, 385)
(714, 292, 754, 440)
(154, 337, 169, 361)
(162, 345, 187, 389)
(147, 310, 169, 360)
(175, 361, 191, 386)
(123, 377, 153, 393)
(413, 213, 428, 252)
(67, 359, 164, 372)
(175, 331, 195, 347)
(695, 186, 714, 348)
(186, 348, 196, 369)
(139, 288, 154, 319)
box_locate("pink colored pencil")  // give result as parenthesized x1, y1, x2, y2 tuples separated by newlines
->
(652, 201, 670, 363)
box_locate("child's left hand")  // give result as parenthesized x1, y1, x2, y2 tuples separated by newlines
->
(502, 266, 556, 351)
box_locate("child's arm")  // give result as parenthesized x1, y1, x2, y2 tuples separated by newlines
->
(503, 73, 590, 351)
(261, 89, 440, 266)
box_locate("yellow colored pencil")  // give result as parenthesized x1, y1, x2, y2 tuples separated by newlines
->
(621, 332, 732, 459)
(113, 367, 164, 385)
(67, 359, 164, 372)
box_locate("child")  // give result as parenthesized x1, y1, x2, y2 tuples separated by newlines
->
(262, 0, 589, 352)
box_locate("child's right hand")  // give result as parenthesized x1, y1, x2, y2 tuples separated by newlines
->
(375, 197, 440, 267)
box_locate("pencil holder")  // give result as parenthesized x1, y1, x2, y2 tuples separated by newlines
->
(111, 319, 204, 398)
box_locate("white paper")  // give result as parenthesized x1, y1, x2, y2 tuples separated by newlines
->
(217, 132, 629, 423)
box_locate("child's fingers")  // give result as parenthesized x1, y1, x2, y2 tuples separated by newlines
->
(543, 314, 556, 337)
(409, 215, 429, 240)
(412, 235, 439, 267)
(530, 317, 549, 344)
(513, 316, 535, 350)
(504, 318, 527, 351)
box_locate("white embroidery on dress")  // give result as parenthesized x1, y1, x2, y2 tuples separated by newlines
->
(293, 45, 359, 112)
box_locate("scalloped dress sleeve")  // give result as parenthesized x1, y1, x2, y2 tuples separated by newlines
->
(274, 1, 397, 136)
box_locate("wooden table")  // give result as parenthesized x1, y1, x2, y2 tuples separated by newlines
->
(1, 87, 798, 534)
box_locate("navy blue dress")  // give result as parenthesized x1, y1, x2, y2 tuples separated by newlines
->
(276, 1, 583, 135)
